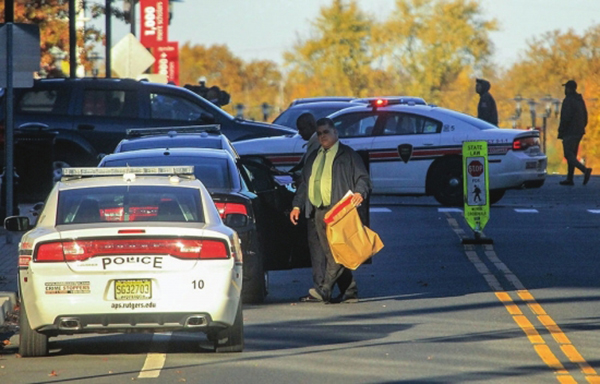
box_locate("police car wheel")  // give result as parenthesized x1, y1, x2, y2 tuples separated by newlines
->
(431, 159, 463, 207)
(214, 301, 244, 353)
(19, 302, 49, 357)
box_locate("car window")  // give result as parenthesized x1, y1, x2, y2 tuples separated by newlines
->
(150, 93, 209, 121)
(56, 186, 204, 224)
(17, 88, 70, 115)
(119, 137, 223, 152)
(102, 156, 233, 190)
(82, 90, 137, 118)
(379, 113, 442, 135)
(273, 106, 350, 128)
(332, 112, 377, 138)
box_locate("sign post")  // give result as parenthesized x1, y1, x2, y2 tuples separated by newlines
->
(462, 141, 493, 244)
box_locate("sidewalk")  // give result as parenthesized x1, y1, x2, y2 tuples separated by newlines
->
(0, 229, 20, 329)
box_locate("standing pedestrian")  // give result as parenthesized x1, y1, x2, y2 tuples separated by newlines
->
(476, 78, 498, 126)
(289, 113, 320, 174)
(290, 118, 372, 304)
(558, 80, 592, 186)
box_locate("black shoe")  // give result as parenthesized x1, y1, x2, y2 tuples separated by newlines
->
(299, 293, 322, 303)
(584, 168, 592, 185)
(559, 180, 574, 186)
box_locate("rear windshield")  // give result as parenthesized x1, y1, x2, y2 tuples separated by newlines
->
(119, 137, 222, 152)
(102, 157, 233, 189)
(273, 105, 350, 128)
(57, 186, 203, 224)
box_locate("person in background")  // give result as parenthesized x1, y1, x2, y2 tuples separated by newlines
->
(558, 80, 592, 186)
(476, 78, 498, 126)
(290, 118, 372, 304)
(289, 113, 320, 174)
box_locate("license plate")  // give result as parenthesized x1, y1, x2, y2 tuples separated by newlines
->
(114, 279, 152, 300)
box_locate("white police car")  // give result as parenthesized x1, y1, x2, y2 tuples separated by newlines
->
(6, 166, 244, 357)
(234, 99, 547, 205)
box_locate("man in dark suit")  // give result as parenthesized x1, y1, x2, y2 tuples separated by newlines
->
(290, 118, 372, 303)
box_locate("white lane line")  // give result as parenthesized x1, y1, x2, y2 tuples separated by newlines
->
(138, 332, 171, 379)
(588, 209, 600, 214)
(514, 209, 538, 213)
(370, 207, 391, 213)
(438, 208, 463, 213)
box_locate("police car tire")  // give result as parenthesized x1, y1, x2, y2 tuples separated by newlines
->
(431, 158, 463, 207)
(214, 301, 244, 353)
(19, 302, 49, 357)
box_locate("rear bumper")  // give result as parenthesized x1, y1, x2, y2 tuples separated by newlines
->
(39, 311, 229, 335)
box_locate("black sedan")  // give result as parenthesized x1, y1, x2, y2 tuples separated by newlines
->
(98, 148, 309, 303)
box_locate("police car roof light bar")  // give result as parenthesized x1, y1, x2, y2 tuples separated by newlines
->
(126, 125, 221, 137)
(62, 166, 195, 179)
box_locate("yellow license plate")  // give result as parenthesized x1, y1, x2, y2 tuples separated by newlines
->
(114, 279, 152, 300)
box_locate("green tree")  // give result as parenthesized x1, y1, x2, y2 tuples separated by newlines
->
(0, 1, 103, 76)
(284, 0, 374, 98)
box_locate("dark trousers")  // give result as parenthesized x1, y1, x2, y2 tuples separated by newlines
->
(310, 206, 357, 301)
(562, 135, 587, 180)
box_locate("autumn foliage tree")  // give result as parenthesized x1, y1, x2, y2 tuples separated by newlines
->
(1, 1, 103, 77)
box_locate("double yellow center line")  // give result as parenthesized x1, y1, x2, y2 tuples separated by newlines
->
(445, 213, 599, 384)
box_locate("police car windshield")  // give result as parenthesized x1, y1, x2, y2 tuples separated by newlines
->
(57, 186, 204, 224)
(102, 157, 233, 190)
(441, 109, 497, 130)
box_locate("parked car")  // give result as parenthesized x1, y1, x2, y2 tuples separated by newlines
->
(113, 125, 239, 159)
(5, 166, 244, 357)
(272, 96, 427, 129)
(99, 148, 310, 303)
(272, 101, 356, 129)
(1, 78, 295, 200)
(234, 98, 547, 206)
(289, 96, 356, 106)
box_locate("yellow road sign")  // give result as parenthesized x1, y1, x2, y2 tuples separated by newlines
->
(463, 141, 490, 233)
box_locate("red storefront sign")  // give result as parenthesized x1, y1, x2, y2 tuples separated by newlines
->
(140, 0, 169, 47)
(153, 42, 179, 85)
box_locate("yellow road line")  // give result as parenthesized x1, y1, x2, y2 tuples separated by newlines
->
(443, 213, 582, 382)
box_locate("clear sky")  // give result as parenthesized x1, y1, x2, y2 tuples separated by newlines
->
(107, 0, 600, 70)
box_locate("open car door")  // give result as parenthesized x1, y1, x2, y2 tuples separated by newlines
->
(238, 155, 311, 270)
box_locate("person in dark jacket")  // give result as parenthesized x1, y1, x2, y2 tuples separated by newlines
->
(558, 80, 592, 186)
(476, 79, 498, 125)
(290, 117, 372, 303)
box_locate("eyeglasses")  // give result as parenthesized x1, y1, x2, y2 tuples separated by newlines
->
(316, 129, 332, 136)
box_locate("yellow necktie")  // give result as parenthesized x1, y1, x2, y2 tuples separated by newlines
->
(312, 149, 327, 207)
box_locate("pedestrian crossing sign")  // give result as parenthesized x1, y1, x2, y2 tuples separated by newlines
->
(463, 141, 490, 232)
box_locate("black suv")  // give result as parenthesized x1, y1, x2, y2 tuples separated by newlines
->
(2, 78, 294, 166)
(1, 78, 295, 200)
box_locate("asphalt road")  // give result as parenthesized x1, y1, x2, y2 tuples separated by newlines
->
(0, 175, 599, 383)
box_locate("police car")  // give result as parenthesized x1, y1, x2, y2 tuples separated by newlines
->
(234, 99, 547, 206)
(6, 166, 244, 357)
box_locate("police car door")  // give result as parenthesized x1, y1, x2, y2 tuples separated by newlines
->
(370, 112, 442, 194)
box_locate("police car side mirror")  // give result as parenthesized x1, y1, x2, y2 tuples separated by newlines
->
(4, 216, 31, 231)
(224, 213, 248, 228)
